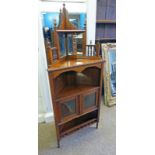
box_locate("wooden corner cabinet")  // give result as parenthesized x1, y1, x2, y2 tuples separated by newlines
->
(44, 4, 104, 147)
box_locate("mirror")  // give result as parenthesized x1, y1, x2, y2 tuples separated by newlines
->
(58, 33, 66, 57)
(58, 32, 84, 56)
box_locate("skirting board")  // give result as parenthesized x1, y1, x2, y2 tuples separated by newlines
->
(38, 112, 54, 123)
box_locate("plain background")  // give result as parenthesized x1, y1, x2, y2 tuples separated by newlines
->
(0, 0, 155, 155)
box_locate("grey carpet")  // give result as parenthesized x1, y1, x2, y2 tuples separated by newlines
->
(38, 101, 116, 155)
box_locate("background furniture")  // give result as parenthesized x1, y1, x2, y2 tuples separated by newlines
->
(96, 0, 116, 43)
(45, 4, 104, 147)
(102, 43, 116, 106)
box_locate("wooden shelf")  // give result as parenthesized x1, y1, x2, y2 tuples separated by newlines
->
(58, 107, 98, 126)
(96, 20, 116, 24)
(56, 29, 85, 33)
(60, 118, 97, 137)
(56, 85, 99, 101)
(48, 58, 103, 72)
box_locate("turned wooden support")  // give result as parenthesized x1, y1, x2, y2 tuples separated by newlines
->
(82, 20, 87, 55)
(46, 46, 53, 66)
(85, 41, 100, 56)
(53, 19, 61, 59)
(46, 46, 59, 66)
(86, 41, 96, 56)
(95, 41, 100, 56)
(72, 33, 77, 54)
(51, 47, 60, 60)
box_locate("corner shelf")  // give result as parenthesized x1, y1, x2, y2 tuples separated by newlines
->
(58, 107, 98, 126)
(60, 118, 97, 137)
(56, 85, 99, 101)
(59, 110, 98, 137)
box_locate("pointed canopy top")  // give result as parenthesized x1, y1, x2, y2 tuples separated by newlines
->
(57, 4, 77, 30)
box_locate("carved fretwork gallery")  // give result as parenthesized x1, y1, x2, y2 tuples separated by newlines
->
(45, 4, 104, 148)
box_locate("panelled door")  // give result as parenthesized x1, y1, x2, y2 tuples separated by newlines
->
(57, 88, 99, 123)
(81, 89, 99, 113)
(57, 96, 79, 122)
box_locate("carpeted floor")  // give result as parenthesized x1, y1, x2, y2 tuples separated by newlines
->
(38, 101, 116, 155)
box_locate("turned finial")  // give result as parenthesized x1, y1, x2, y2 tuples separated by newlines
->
(63, 3, 65, 8)
(54, 19, 57, 28)
(84, 19, 86, 29)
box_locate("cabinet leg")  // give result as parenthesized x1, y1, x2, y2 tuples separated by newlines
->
(96, 122, 98, 129)
(57, 140, 60, 148)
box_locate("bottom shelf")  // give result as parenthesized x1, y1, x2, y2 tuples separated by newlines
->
(59, 110, 98, 137)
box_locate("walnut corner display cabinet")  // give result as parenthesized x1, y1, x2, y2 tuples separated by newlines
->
(44, 4, 104, 148)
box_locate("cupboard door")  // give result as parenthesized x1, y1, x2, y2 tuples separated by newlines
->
(58, 96, 79, 122)
(82, 89, 98, 113)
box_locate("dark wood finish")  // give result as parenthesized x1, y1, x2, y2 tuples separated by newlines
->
(45, 4, 104, 147)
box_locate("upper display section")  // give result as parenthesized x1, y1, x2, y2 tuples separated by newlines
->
(44, 3, 102, 68)
(50, 4, 87, 58)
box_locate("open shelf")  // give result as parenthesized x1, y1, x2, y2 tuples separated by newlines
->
(54, 67, 101, 100)
(48, 58, 103, 72)
(56, 85, 99, 100)
(59, 110, 98, 137)
(60, 119, 97, 137)
(58, 106, 98, 125)
(56, 29, 85, 33)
